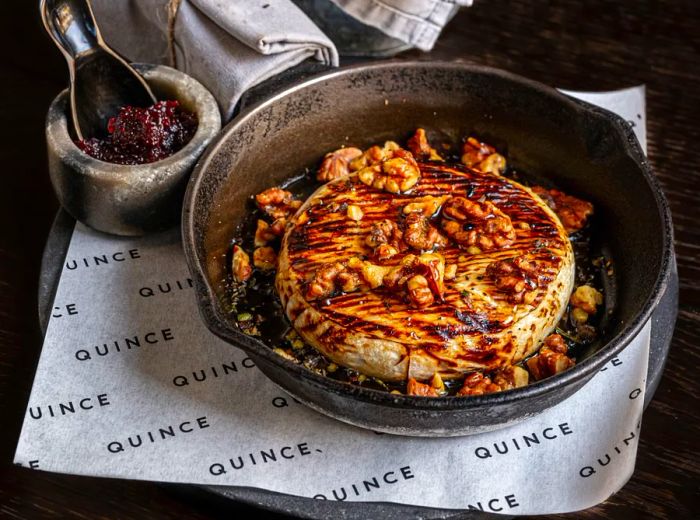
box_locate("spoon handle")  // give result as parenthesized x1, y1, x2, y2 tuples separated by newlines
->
(40, 0, 101, 62)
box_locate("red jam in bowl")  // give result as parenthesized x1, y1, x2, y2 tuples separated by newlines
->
(76, 100, 198, 165)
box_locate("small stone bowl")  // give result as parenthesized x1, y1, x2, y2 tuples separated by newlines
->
(46, 63, 221, 236)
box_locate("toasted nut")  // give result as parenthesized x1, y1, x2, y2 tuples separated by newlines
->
(366, 219, 404, 249)
(375, 244, 399, 261)
(492, 366, 529, 390)
(486, 254, 556, 304)
(531, 186, 594, 233)
(406, 128, 443, 161)
(570, 307, 589, 325)
(306, 263, 357, 300)
(317, 147, 363, 182)
(365, 219, 407, 259)
(407, 377, 439, 397)
(254, 219, 277, 247)
(384, 253, 446, 303)
(403, 213, 448, 251)
(457, 372, 502, 396)
(526, 333, 575, 380)
(253, 246, 277, 271)
(407, 275, 434, 308)
(430, 372, 446, 394)
(270, 218, 287, 236)
(478, 153, 507, 175)
(403, 195, 449, 217)
(347, 204, 364, 221)
(347, 257, 392, 289)
(441, 196, 516, 251)
(255, 187, 301, 220)
(337, 270, 363, 293)
(349, 141, 401, 171)
(357, 148, 421, 194)
(544, 333, 568, 353)
(461, 137, 506, 175)
(232, 246, 252, 282)
(570, 285, 603, 314)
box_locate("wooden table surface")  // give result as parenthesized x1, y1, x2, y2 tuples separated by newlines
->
(1, 1, 698, 518)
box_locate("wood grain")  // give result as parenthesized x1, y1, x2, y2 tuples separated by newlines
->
(1, 0, 698, 518)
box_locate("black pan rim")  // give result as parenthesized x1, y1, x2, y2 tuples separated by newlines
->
(182, 60, 673, 412)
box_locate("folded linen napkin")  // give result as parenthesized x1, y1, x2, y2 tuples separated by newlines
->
(91, 0, 339, 120)
(329, 0, 474, 51)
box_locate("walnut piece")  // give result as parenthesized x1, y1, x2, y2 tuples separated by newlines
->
(456, 365, 529, 396)
(348, 252, 449, 307)
(407, 275, 434, 308)
(271, 218, 286, 235)
(305, 262, 362, 300)
(254, 219, 275, 247)
(407, 377, 440, 397)
(456, 372, 503, 396)
(254, 187, 302, 220)
(317, 147, 363, 182)
(570, 285, 603, 314)
(403, 213, 448, 251)
(349, 141, 401, 171)
(492, 365, 529, 390)
(461, 137, 506, 175)
(441, 196, 516, 251)
(253, 246, 277, 271)
(366, 219, 405, 251)
(254, 218, 285, 247)
(570, 307, 589, 325)
(357, 149, 421, 194)
(543, 333, 568, 353)
(347, 204, 364, 221)
(526, 333, 575, 380)
(430, 373, 446, 394)
(306, 251, 446, 308)
(232, 245, 252, 282)
(347, 257, 392, 289)
(402, 195, 449, 217)
(406, 128, 443, 161)
(486, 254, 550, 304)
(375, 244, 400, 261)
(384, 253, 446, 304)
(531, 186, 593, 233)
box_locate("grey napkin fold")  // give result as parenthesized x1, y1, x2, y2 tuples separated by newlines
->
(91, 0, 339, 120)
(329, 0, 473, 51)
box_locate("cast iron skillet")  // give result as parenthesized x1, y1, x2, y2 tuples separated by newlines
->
(182, 61, 673, 436)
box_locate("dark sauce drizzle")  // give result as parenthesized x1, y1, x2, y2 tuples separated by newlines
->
(222, 152, 611, 396)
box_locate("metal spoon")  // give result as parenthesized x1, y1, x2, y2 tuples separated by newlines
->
(40, 0, 156, 141)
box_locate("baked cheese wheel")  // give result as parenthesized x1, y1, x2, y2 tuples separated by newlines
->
(276, 162, 574, 382)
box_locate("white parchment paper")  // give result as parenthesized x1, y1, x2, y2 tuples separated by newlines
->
(15, 88, 650, 515)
